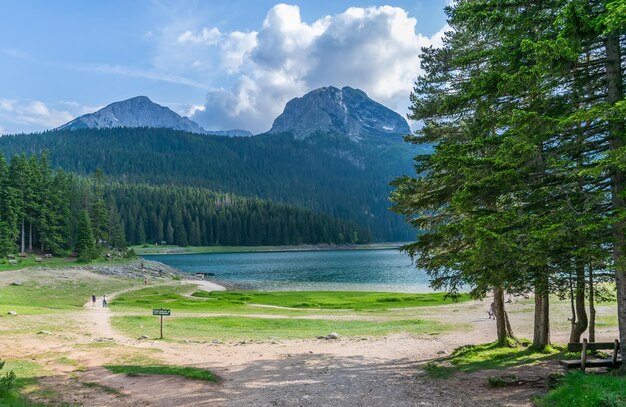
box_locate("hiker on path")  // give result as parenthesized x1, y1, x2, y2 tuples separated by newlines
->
(102, 295, 107, 308)
(91, 293, 96, 307)
(488, 302, 496, 319)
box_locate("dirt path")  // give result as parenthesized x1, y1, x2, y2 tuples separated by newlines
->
(66, 286, 539, 407)
(5, 276, 618, 407)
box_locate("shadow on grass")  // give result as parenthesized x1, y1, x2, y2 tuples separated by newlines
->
(424, 340, 566, 379)
(104, 364, 218, 382)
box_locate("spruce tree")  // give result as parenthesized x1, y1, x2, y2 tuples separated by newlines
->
(75, 210, 97, 260)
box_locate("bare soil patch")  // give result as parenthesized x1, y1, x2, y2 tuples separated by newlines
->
(1, 268, 618, 406)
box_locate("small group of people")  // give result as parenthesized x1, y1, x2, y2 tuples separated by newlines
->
(91, 293, 107, 308)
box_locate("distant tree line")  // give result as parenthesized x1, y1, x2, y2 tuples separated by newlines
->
(392, 0, 625, 357)
(0, 153, 119, 260)
(107, 182, 370, 247)
(0, 152, 370, 259)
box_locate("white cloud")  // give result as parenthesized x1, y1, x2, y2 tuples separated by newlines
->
(0, 98, 88, 133)
(169, 4, 446, 133)
(78, 64, 208, 89)
(177, 27, 221, 44)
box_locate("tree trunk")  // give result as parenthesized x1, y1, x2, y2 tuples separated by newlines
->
(20, 219, 25, 253)
(28, 222, 32, 252)
(589, 266, 596, 343)
(569, 260, 588, 343)
(604, 33, 626, 372)
(494, 286, 514, 344)
(533, 274, 550, 349)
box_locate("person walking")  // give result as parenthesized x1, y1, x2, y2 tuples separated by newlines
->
(91, 293, 96, 307)
(102, 295, 107, 308)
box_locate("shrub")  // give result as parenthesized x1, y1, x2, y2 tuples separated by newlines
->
(0, 360, 16, 397)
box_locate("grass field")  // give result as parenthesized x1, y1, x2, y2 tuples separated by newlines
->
(0, 253, 136, 273)
(111, 315, 448, 341)
(110, 285, 462, 340)
(111, 284, 470, 313)
(0, 255, 76, 272)
(0, 275, 141, 315)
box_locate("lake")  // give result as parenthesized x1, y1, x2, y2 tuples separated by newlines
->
(143, 249, 435, 292)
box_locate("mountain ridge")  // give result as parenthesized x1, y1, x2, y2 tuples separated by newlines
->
(56, 96, 252, 137)
(269, 86, 410, 141)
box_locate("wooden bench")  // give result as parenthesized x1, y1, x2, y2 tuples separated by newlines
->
(559, 339, 622, 372)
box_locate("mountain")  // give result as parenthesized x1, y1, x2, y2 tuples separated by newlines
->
(56, 96, 208, 134)
(1, 87, 427, 242)
(269, 86, 410, 141)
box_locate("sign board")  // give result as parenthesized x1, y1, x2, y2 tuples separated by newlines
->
(153, 308, 171, 316)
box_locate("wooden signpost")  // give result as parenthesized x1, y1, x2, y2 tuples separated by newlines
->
(152, 308, 171, 339)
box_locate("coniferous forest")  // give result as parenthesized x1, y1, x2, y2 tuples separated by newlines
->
(391, 0, 625, 359)
(0, 152, 368, 258)
(0, 127, 420, 242)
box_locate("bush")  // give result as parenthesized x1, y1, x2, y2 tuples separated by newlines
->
(0, 360, 16, 397)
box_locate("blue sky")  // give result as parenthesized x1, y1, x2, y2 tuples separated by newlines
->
(0, 1, 449, 134)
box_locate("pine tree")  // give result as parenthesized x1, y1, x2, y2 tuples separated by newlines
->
(75, 210, 97, 260)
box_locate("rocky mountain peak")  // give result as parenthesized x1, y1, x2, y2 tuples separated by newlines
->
(268, 86, 410, 141)
(56, 96, 208, 134)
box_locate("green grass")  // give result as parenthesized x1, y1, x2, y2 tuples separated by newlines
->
(111, 285, 469, 313)
(537, 372, 626, 407)
(447, 340, 563, 372)
(0, 276, 141, 315)
(0, 359, 48, 407)
(193, 290, 469, 310)
(423, 340, 565, 378)
(0, 253, 135, 272)
(104, 364, 217, 382)
(112, 315, 447, 340)
(0, 255, 77, 272)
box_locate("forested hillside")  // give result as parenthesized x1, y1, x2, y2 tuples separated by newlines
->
(107, 182, 369, 247)
(0, 127, 422, 241)
(0, 152, 367, 257)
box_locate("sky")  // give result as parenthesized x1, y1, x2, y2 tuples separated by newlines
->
(0, 0, 450, 135)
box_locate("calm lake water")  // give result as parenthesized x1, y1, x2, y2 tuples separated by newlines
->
(143, 249, 434, 292)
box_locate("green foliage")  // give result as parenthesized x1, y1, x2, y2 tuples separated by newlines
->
(391, 0, 626, 349)
(0, 153, 128, 259)
(104, 364, 217, 382)
(0, 360, 16, 397)
(537, 372, 626, 407)
(0, 127, 422, 242)
(107, 182, 368, 247)
(75, 210, 97, 261)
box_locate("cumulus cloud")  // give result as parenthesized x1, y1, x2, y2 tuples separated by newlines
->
(174, 4, 445, 133)
(0, 98, 86, 134)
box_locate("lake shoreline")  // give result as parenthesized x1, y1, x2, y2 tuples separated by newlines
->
(134, 242, 407, 255)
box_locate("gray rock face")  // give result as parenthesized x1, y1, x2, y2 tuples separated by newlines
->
(206, 129, 253, 137)
(269, 86, 410, 141)
(56, 96, 208, 134)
